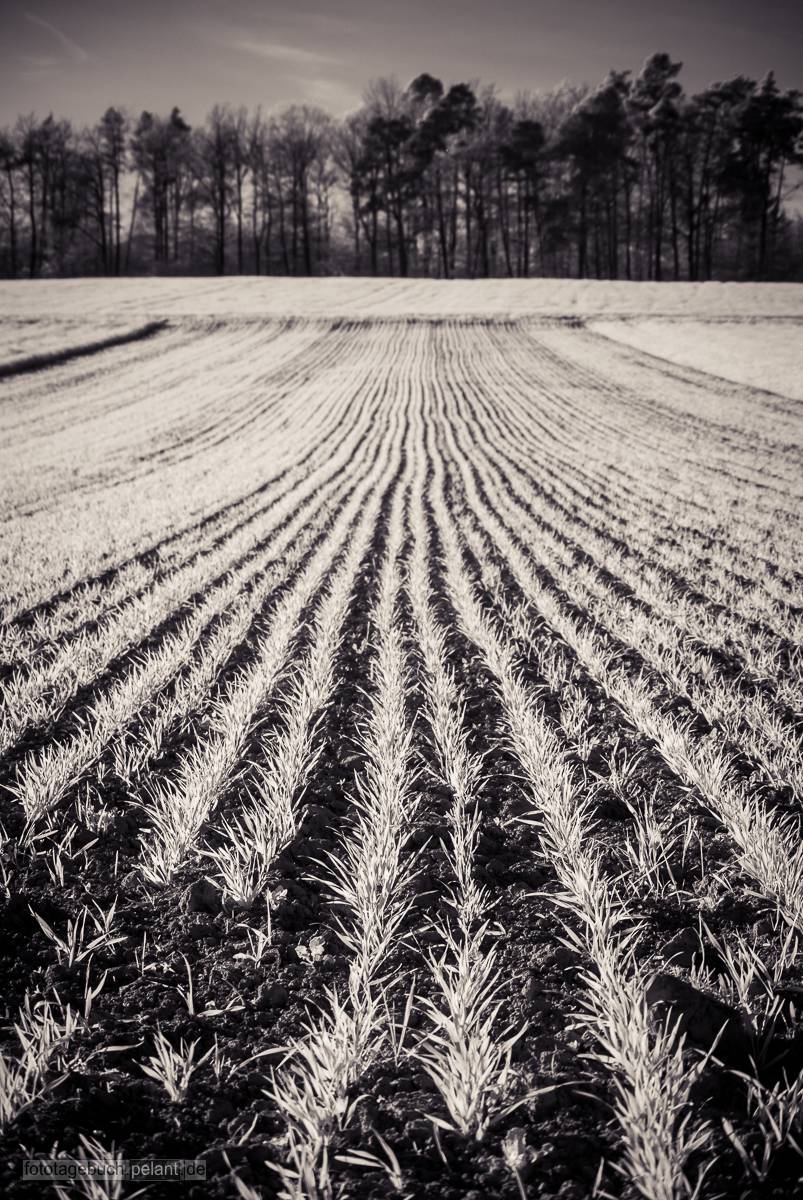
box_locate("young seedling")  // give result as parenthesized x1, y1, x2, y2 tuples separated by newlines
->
(337, 1130, 404, 1191)
(53, 1134, 149, 1200)
(723, 1068, 803, 1182)
(30, 900, 123, 969)
(139, 1029, 212, 1103)
(501, 1128, 535, 1200)
(0, 992, 82, 1129)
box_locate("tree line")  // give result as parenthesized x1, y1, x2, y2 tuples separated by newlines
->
(1, 54, 802, 282)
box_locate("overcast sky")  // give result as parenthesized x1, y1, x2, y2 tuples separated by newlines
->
(1, 0, 801, 128)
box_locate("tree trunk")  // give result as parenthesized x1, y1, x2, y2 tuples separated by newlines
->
(97, 170, 108, 273)
(276, 179, 289, 273)
(435, 166, 450, 279)
(113, 165, 121, 275)
(6, 167, 18, 278)
(27, 159, 37, 278)
(236, 173, 244, 273)
(300, 174, 313, 275)
(578, 180, 587, 278)
(351, 187, 361, 273)
(124, 178, 139, 274)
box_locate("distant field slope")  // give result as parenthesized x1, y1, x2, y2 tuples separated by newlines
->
(591, 317, 803, 400)
(0, 281, 801, 1200)
(0, 318, 167, 379)
(1, 274, 802, 319)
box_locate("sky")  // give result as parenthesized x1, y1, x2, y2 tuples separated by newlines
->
(1, 0, 802, 128)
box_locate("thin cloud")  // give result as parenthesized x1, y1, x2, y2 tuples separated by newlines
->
(299, 77, 362, 113)
(222, 36, 338, 67)
(24, 12, 90, 65)
(18, 54, 62, 70)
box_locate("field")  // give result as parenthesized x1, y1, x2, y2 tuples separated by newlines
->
(0, 278, 802, 1200)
